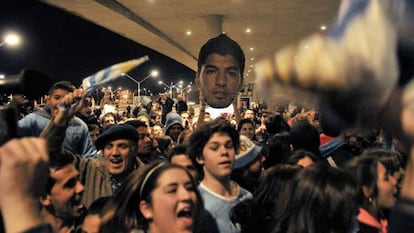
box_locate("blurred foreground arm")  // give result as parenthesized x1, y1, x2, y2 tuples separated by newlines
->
(0, 138, 52, 233)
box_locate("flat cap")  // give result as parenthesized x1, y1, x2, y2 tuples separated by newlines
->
(95, 124, 138, 150)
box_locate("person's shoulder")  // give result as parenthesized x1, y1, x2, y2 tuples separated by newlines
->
(69, 116, 89, 128)
(21, 109, 48, 120)
(238, 184, 253, 199)
(197, 183, 211, 196)
(85, 158, 107, 174)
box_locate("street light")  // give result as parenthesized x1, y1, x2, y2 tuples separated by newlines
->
(158, 81, 192, 99)
(0, 32, 21, 48)
(122, 70, 159, 105)
(158, 81, 175, 98)
(177, 82, 192, 97)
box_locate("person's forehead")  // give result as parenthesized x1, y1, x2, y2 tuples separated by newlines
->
(242, 123, 254, 128)
(207, 132, 232, 142)
(157, 168, 190, 185)
(171, 154, 192, 163)
(107, 138, 130, 145)
(203, 53, 240, 69)
(51, 164, 78, 182)
(50, 88, 69, 96)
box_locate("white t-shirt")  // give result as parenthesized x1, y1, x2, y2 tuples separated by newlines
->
(205, 104, 234, 119)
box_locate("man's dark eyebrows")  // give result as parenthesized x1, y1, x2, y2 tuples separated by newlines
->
(225, 66, 240, 72)
(204, 64, 218, 69)
(116, 141, 131, 147)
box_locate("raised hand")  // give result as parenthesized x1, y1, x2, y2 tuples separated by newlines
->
(53, 88, 85, 125)
(0, 138, 49, 233)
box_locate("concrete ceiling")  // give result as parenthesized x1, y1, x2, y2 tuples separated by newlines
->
(44, 0, 341, 83)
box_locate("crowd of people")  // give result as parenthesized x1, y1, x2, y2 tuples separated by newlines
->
(2, 0, 414, 232)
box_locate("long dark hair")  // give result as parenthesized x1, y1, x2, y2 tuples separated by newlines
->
(231, 164, 301, 233)
(100, 162, 204, 233)
(271, 164, 358, 233)
(345, 154, 379, 209)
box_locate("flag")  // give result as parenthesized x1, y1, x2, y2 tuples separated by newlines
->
(82, 56, 149, 95)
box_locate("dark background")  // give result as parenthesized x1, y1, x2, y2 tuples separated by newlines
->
(0, 0, 196, 97)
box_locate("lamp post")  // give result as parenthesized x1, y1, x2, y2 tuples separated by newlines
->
(177, 82, 192, 98)
(122, 70, 159, 105)
(158, 81, 177, 98)
(0, 32, 21, 48)
(158, 81, 193, 99)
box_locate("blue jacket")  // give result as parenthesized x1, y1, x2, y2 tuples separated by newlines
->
(18, 106, 96, 158)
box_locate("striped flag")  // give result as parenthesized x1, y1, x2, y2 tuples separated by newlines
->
(82, 56, 149, 95)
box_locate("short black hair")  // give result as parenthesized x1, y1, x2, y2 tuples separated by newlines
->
(289, 119, 320, 156)
(197, 33, 245, 77)
(45, 151, 74, 194)
(168, 144, 188, 162)
(48, 80, 75, 95)
(124, 119, 148, 129)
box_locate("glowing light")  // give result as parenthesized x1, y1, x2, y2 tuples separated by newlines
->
(150, 70, 159, 77)
(1, 32, 21, 47)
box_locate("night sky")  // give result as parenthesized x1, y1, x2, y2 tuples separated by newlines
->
(0, 0, 195, 96)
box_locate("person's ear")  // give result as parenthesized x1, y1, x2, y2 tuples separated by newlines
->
(362, 185, 374, 198)
(196, 156, 204, 165)
(139, 200, 153, 220)
(39, 194, 52, 207)
(44, 95, 50, 104)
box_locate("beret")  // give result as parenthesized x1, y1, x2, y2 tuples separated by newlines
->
(95, 124, 139, 150)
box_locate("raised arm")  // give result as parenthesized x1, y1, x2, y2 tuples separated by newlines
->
(40, 89, 85, 159)
(0, 138, 51, 233)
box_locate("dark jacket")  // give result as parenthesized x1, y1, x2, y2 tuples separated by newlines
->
(44, 122, 146, 208)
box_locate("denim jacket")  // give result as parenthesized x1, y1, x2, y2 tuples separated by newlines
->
(18, 106, 96, 158)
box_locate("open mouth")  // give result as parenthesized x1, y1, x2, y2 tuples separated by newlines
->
(110, 157, 123, 164)
(72, 198, 84, 212)
(177, 207, 193, 218)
